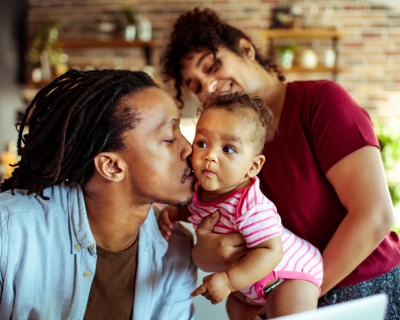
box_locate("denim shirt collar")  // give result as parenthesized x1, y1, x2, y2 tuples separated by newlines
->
(66, 184, 168, 257)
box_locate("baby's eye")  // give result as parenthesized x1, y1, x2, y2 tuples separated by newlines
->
(223, 146, 235, 154)
(196, 141, 207, 148)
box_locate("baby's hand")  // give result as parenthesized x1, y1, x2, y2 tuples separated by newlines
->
(190, 272, 234, 304)
(158, 206, 179, 240)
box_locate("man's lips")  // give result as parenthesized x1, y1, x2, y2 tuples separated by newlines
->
(181, 166, 195, 183)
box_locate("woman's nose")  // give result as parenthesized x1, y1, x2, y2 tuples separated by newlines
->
(202, 78, 217, 94)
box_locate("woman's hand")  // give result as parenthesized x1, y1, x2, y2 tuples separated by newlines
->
(192, 210, 249, 272)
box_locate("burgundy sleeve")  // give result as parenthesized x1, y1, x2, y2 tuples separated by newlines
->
(302, 81, 379, 173)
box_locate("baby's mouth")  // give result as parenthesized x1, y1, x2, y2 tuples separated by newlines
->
(202, 169, 215, 176)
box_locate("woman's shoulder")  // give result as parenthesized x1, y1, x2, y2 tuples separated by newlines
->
(288, 80, 345, 98)
(287, 80, 358, 116)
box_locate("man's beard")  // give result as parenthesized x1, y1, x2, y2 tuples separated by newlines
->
(176, 197, 192, 207)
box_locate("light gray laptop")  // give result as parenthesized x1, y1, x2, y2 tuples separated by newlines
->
(273, 293, 388, 320)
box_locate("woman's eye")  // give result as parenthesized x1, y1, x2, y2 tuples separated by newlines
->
(223, 146, 235, 154)
(196, 141, 207, 148)
(208, 59, 221, 73)
(195, 84, 202, 94)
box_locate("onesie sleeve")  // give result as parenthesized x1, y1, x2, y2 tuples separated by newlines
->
(235, 201, 282, 248)
(302, 81, 379, 173)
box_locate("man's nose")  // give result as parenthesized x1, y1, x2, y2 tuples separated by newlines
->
(180, 134, 192, 161)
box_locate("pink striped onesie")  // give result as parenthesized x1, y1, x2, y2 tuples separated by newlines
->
(188, 176, 323, 304)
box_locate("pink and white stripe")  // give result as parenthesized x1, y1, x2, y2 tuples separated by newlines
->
(188, 176, 323, 304)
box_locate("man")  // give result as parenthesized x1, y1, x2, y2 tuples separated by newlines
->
(0, 69, 197, 319)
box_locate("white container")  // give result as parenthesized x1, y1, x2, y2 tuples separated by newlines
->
(138, 18, 152, 41)
(125, 25, 136, 41)
(324, 49, 336, 68)
(300, 49, 318, 69)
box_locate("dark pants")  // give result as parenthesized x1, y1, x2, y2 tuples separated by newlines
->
(318, 264, 400, 320)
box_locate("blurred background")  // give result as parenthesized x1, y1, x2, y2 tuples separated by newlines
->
(0, 1, 399, 318)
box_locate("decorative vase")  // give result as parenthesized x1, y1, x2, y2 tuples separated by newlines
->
(324, 49, 336, 68)
(138, 18, 152, 41)
(300, 49, 318, 69)
(125, 25, 136, 41)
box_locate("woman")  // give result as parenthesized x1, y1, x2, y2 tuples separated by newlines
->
(160, 7, 400, 319)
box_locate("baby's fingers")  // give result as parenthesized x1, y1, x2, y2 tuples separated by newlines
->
(190, 284, 207, 298)
(159, 223, 172, 240)
(161, 212, 175, 229)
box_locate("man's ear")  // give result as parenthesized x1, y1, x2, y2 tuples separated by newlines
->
(238, 38, 256, 61)
(246, 154, 265, 178)
(93, 152, 125, 182)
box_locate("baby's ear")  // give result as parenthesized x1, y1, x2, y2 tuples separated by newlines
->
(246, 154, 265, 178)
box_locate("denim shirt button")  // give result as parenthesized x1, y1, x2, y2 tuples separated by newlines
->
(84, 271, 91, 277)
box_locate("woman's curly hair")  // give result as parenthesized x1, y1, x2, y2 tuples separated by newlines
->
(160, 7, 285, 108)
(197, 92, 274, 154)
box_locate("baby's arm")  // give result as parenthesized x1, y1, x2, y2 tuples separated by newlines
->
(191, 236, 283, 304)
(158, 205, 191, 240)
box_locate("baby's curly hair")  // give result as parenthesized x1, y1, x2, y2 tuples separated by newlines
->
(197, 92, 274, 154)
(160, 7, 285, 108)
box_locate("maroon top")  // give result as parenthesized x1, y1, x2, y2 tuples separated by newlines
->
(260, 80, 400, 287)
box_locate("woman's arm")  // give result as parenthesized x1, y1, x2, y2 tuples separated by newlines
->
(321, 145, 393, 295)
(191, 236, 283, 304)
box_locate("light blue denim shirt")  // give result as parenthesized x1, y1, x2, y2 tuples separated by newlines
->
(0, 184, 196, 320)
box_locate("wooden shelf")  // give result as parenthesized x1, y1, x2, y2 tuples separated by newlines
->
(262, 28, 344, 40)
(263, 28, 344, 81)
(27, 38, 155, 66)
(281, 65, 343, 73)
(57, 38, 156, 49)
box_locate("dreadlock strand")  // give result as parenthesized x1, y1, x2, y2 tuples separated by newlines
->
(0, 69, 158, 198)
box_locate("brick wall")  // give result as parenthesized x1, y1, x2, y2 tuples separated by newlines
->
(26, 0, 400, 123)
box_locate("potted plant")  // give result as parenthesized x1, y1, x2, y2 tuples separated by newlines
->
(123, 7, 136, 41)
(275, 43, 297, 69)
(27, 21, 65, 81)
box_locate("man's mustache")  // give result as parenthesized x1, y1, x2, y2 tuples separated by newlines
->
(181, 157, 194, 183)
(181, 166, 192, 183)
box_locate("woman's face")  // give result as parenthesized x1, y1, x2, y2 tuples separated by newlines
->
(180, 43, 264, 102)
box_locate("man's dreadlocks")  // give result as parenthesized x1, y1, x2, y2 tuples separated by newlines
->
(0, 68, 157, 199)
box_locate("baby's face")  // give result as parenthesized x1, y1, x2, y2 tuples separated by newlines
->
(191, 108, 259, 196)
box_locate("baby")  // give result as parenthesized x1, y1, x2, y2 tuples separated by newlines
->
(158, 92, 323, 319)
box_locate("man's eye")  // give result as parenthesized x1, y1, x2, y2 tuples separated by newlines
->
(165, 138, 177, 144)
(223, 146, 235, 154)
(197, 141, 207, 148)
